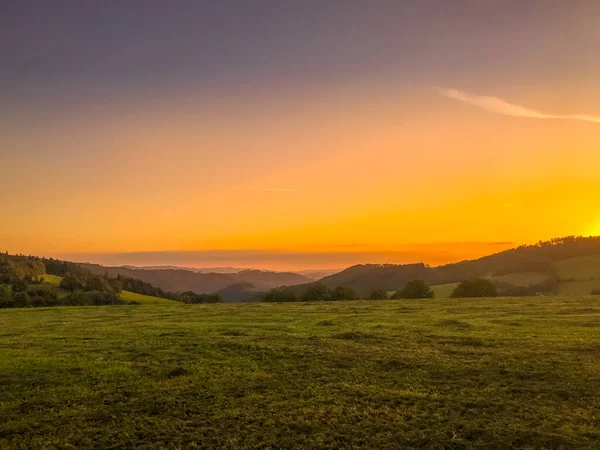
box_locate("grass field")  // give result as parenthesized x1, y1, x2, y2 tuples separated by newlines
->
(2, 297, 600, 448)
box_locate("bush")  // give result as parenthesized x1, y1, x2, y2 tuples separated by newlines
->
(85, 276, 115, 293)
(10, 292, 31, 308)
(591, 289, 600, 295)
(392, 280, 434, 299)
(451, 279, 498, 298)
(0, 284, 12, 300)
(60, 273, 85, 291)
(368, 289, 389, 300)
(177, 291, 222, 304)
(262, 287, 298, 302)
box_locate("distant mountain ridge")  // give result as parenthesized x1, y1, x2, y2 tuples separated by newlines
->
(120, 265, 339, 279)
(80, 264, 311, 295)
(122, 265, 249, 274)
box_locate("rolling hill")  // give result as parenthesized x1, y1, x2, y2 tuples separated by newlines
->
(78, 264, 311, 298)
(290, 236, 600, 297)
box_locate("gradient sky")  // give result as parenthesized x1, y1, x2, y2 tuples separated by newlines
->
(1, 1, 599, 270)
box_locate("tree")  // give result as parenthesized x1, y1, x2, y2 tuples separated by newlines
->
(85, 276, 114, 293)
(330, 286, 360, 301)
(301, 283, 331, 301)
(0, 284, 12, 300)
(60, 273, 84, 291)
(368, 289, 388, 300)
(450, 279, 498, 298)
(262, 287, 298, 302)
(392, 280, 434, 299)
(177, 291, 221, 304)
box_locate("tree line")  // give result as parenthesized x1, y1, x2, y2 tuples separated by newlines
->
(0, 253, 222, 308)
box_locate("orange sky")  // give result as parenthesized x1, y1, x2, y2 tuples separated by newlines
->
(1, 2, 599, 269)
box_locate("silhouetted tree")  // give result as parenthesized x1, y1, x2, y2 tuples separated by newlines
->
(262, 287, 298, 302)
(368, 289, 388, 300)
(393, 280, 434, 299)
(450, 279, 498, 298)
(301, 283, 331, 301)
(330, 286, 360, 300)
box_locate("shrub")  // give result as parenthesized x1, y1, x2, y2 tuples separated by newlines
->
(591, 289, 600, 295)
(177, 291, 222, 304)
(368, 289, 389, 300)
(60, 273, 85, 291)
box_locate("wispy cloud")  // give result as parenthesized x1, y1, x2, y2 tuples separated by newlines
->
(438, 87, 600, 124)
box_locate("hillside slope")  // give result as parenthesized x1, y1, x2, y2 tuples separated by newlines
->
(291, 236, 600, 296)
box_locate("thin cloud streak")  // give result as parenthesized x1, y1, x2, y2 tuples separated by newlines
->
(438, 87, 600, 124)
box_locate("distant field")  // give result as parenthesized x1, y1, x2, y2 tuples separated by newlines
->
(119, 290, 179, 305)
(41, 274, 62, 285)
(2, 297, 599, 448)
(430, 282, 458, 298)
(555, 255, 600, 280)
(491, 271, 549, 286)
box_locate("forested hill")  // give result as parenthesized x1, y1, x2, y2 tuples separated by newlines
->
(291, 236, 600, 295)
(79, 264, 311, 294)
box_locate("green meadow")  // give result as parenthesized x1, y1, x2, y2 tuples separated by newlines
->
(2, 296, 600, 449)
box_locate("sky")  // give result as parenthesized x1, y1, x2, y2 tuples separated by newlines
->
(1, 1, 599, 270)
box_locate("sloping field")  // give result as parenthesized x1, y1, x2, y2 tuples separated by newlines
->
(491, 272, 549, 286)
(2, 297, 600, 448)
(559, 279, 600, 295)
(119, 290, 179, 305)
(41, 274, 62, 285)
(555, 255, 600, 280)
(430, 282, 458, 298)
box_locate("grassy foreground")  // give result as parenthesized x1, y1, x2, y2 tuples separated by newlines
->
(1, 297, 600, 449)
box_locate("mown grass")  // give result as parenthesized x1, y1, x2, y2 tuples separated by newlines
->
(1, 297, 600, 448)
